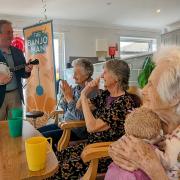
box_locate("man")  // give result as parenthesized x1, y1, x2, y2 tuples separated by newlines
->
(0, 20, 33, 120)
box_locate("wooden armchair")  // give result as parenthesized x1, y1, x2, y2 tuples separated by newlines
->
(26, 109, 64, 128)
(57, 120, 111, 180)
(127, 86, 142, 97)
(47, 109, 64, 125)
(81, 142, 112, 180)
(57, 120, 86, 151)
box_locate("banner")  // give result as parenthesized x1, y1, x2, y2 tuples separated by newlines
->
(23, 20, 56, 116)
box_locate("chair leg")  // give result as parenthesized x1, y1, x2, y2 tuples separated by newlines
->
(33, 118, 36, 128)
(57, 129, 71, 151)
(82, 159, 99, 180)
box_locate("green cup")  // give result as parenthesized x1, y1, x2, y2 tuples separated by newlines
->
(8, 108, 23, 118)
(7, 117, 23, 137)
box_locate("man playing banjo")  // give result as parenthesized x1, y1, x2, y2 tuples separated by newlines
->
(0, 19, 33, 120)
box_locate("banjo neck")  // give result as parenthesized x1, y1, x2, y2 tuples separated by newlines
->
(9, 59, 39, 72)
(9, 64, 26, 72)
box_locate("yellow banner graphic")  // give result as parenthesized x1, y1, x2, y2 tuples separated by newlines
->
(23, 20, 56, 119)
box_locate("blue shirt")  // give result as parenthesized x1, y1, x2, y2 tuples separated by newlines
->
(59, 85, 84, 121)
(59, 84, 97, 121)
(58, 84, 97, 138)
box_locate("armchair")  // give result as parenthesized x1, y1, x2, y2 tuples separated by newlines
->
(81, 142, 112, 180)
(57, 119, 112, 180)
(25, 109, 64, 128)
(47, 109, 64, 125)
(57, 120, 111, 180)
(57, 120, 86, 151)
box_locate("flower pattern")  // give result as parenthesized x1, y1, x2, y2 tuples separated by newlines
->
(47, 90, 137, 179)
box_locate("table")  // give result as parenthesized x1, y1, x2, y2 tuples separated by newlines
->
(0, 121, 58, 180)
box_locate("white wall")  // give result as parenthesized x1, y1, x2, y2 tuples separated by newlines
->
(57, 25, 161, 62)
(1, 15, 161, 62)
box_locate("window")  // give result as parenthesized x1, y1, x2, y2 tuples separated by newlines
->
(120, 36, 157, 59)
(53, 33, 65, 81)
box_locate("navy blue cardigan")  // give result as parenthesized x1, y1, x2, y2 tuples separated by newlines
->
(0, 46, 31, 107)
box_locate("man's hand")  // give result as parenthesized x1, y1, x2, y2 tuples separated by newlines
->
(0, 72, 12, 85)
(60, 80, 73, 103)
(25, 59, 33, 73)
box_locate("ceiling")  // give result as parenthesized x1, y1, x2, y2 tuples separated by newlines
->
(0, 0, 180, 30)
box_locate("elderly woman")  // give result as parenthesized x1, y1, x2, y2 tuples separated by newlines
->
(109, 47, 180, 180)
(38, 58, 97, 151)
(48, 60, 138, 179)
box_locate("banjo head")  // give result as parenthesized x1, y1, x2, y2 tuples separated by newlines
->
(0, 62, 11, 77)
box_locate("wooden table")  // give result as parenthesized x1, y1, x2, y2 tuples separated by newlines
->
(0, 121, 58, 180)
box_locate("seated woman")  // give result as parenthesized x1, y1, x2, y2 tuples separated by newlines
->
(109, 46, 180, 180)
(48, 60, 139, 179)
(38, 58, 97, 151)
(105, 107, 162, 180)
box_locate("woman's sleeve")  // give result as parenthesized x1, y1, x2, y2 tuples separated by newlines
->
(164, 137, 180, 168)
(59, 89, 67, 111)
(16, 50, 31, 78)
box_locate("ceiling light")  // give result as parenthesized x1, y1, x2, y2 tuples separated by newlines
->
(156, 9, 161, 13)
(106, 2, 112, 5)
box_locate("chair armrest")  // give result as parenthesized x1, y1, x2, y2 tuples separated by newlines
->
(57, 120, 86, 152)
(49, 110, 64, 118)
(81, 142, 112, 162)
(83, 141, 112, 151)
(81, 142, 112, 180)
(59, 120, 86, 129)
(48, 110, 64, 124)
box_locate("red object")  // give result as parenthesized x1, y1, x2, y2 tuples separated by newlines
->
(109, 46, 116, 58)
(11, 37, 25, 52)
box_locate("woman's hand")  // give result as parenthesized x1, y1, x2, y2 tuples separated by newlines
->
(109, 136, 167, 180)
(60, 80, 73, 103)
(154, 136, 166, 151)
(109, 137, 138, 172)
(109, 135, 159, 169)
(81, 77, 100, 97)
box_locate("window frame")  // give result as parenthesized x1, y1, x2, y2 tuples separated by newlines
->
(120, 36, 157, 59)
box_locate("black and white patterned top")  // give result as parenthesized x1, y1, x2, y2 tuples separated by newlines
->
(88, 90, 137, 144)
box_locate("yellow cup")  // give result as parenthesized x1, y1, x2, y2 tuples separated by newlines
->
(25, 136, 52, 171)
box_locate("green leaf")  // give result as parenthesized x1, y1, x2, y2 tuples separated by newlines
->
(138, 56, 155, 89)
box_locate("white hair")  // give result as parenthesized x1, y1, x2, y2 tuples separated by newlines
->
(153, 46, 180, 115)
(72, 58, 94, 78)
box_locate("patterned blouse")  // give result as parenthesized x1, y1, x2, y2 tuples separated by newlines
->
(88, 90, 136, 144)
(48, 90, 138, 180)
(157, 125, 180, 180)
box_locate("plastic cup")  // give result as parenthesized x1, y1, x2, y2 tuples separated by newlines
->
(7, 117, 23, 137)
(8, 108, 23, 118)
(25, 136, 52, 171)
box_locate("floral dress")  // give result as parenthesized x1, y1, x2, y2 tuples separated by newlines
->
(48, 90, 137, 180)
(156, 125, 180, 180)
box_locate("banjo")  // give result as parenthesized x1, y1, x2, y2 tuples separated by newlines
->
(0, 59, 39, 84)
